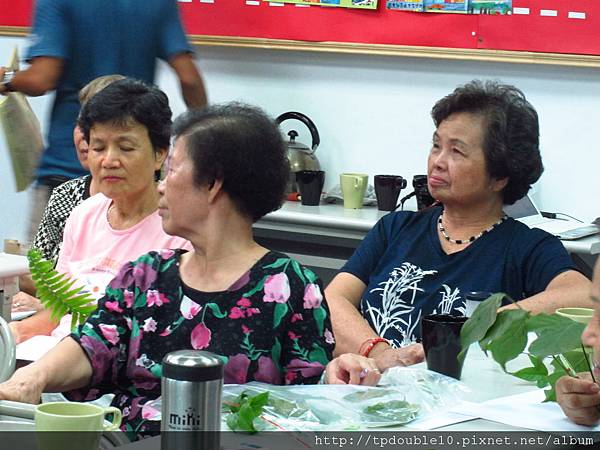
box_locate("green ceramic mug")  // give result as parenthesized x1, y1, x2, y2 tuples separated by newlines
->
(340, 173, 368, 209)
(555, 307, 594, 325)
(35, 402, 122, 450)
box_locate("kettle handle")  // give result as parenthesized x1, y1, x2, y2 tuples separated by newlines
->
(0, 315, 15, 383)
(275, 112, 320, 153)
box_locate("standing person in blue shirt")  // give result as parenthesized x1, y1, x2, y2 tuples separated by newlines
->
(325, 80, 592, 372)
(0, 0, 207, 244)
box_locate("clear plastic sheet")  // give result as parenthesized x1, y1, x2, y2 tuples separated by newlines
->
(222, 368, 469, 431)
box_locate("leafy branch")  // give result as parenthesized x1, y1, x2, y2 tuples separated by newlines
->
(224, 391, 270, 433)
(459, 293, 588, 401)
(28, 248, 96, 330)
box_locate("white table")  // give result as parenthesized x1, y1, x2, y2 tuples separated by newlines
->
(0, 253, 28, 323)
(415, 344, 539, 431)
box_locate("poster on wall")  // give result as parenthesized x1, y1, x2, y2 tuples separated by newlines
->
(268, 0, 378, 10)
(387, 0, 511, 14)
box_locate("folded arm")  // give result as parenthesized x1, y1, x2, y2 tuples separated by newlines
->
(325, 272, 424, 370)
(0, 337, 92, 404)
(501, 270, 592, 314)
(9, 308, 59, 344)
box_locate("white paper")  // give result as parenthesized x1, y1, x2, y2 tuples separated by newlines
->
(11, 310, 35, 321)
(409, 411, 477, 430)
(513, 7, 530, 15)
(452, 390, 600, 432)
(16, 335, 60, 361)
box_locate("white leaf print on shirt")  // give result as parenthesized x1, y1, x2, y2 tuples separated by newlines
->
(363, 262, 437, 347)
(433, 284, 464, 316)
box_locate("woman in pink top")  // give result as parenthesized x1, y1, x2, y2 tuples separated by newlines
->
(10, 78, 190, 343)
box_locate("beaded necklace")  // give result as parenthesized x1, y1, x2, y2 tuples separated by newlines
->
(438, 212, 507, 245)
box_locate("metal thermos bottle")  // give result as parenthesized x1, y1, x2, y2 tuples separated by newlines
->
(161, 350, 223, 450)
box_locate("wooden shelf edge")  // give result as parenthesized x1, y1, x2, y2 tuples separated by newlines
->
(190, 35, 600, 68)
(2, 26, 599, 68)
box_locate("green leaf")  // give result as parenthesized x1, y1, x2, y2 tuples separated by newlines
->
(225, 391, 269, 433)
(458, 293, 504, 361)
(562, 349, 593, 374)
(312, 306, 327, 336)
(131, 317, 141, 338)
(242, 276, 267, 298)
(205, 303, 228, 318)
(511, 366, 550, 387)
(27, 248, 96, 328)
(134, 292, 147, 309)
(273, 303, 289, 328)
(483, 309, 529, 369)
(226, 414, 239, 432)
(542, 369, 568, 402)
(303, 267, 318, 284)
(150, 364, 162, 378)
(527, 314, 586, 358)
(262, 258, 289, 269)
(271, 338, 282, 372)
(511, 353, 551, 388)
(291, 260, 306, 284)
(309, 343, 330, 366)
(159, 258, 176, 272)
(511, 354, 549, 387)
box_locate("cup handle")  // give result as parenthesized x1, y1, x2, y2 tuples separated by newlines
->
(102, 406, 122, 431)
(353, 178, 359, 189)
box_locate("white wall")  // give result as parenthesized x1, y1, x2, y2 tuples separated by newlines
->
(1, 35, 599, 244)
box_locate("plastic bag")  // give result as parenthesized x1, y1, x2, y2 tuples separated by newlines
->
(222, 367, 469, 431)
(0, 47, 44, 192)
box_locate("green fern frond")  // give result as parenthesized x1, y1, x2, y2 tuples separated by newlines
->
(28, 248, 96, 329)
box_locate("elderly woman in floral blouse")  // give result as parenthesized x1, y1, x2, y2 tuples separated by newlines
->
(0, 103, 379, 439)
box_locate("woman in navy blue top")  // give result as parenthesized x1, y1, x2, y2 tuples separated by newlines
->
(326, 80, 592, 371)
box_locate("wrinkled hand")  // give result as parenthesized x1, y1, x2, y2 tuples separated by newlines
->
(11, 291, 43, 313)
(556, 374, 600, 426)
(0, 368, 44, 405)
(324, 353, 381, 386)
(372, 343, 425, 371)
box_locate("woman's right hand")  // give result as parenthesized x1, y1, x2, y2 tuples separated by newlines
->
(372, 343, 425, 371)
(556, 374, 600, 426)
(0, 366, 45, 405)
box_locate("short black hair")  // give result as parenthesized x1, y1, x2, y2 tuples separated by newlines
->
(431, 80, 543, 205)
(78, 78, 172, 153)
(172, 103, 289, 222)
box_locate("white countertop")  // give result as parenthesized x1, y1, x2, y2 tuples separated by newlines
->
(259, 201, 387, 232)
(0, 253, 29, 278)
(257, 201, 600, 255)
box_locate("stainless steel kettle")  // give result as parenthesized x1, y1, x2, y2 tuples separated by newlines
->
(276, 112, 321, 194)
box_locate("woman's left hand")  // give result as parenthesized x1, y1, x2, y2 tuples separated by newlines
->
(324, 353, 381, 386)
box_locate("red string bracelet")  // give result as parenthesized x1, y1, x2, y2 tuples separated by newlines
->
(359, 337, 390, 357)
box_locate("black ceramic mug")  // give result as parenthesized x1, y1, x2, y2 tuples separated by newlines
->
(421, 314, 468, 379)
(413, 175, 436, 211)
(374, 175, 407, 211)
(296, 170, 325, 206)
